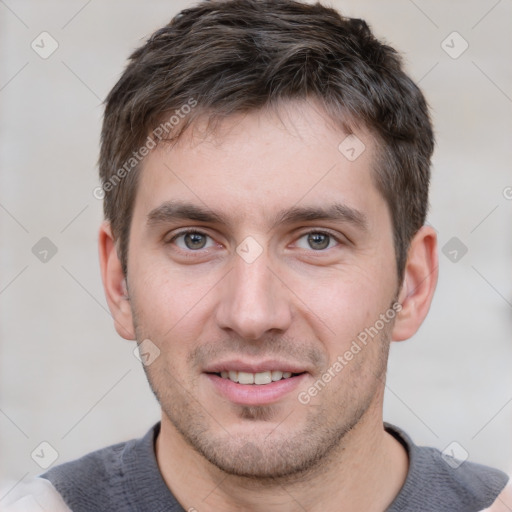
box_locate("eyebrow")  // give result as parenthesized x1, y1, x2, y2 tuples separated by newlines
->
(146, 200, 368, 232)
(270, 204, 368, 232)
(147, 201, 226, 227)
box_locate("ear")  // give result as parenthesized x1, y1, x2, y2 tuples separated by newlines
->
(98, 221, 136, 340)
(392, 225, 438, 341)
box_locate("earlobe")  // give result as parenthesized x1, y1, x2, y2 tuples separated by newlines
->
(98, 221, 136, 340)
(392, 225, 438, 342)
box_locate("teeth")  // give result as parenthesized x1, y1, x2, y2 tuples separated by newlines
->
(219, 370, 297, 385)
(238, 371, 254, 385)
(254, 371, 272, 385)
(271, 370, 283, 381)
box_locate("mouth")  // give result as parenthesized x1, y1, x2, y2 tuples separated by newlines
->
(213, 370, 304, 385)
(203, 363, 309, 406)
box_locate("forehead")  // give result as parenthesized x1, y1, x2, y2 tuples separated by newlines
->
(133, 101, 387, 230)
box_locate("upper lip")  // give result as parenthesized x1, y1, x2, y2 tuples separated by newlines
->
(203, 359, 310, 374)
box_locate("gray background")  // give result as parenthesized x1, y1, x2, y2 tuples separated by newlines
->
(1, 0, 511, 492)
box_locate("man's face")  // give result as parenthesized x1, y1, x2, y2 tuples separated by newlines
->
(126, 101, 400, 478)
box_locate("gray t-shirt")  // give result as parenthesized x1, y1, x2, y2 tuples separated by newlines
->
(39, 422, 508, 511)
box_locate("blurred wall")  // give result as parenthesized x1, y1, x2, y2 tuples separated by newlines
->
(1, 0, 511, 487)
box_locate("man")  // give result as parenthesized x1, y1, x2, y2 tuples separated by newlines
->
(3, 0, 509, 510)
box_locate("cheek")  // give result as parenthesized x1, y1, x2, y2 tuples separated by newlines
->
(302, 266, 386, 330)
(295, 273, 394, 377)
(129, 263, 215, 347)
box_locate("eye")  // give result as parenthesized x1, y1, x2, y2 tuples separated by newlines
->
(171, 230, 216, 251)
(295, 231, 339, 251)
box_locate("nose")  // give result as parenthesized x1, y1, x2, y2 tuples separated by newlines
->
(215, 249, 293, 341)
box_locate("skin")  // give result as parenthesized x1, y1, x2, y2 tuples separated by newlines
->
(485, 484, 512, 512)
(99, 100, 438, 511)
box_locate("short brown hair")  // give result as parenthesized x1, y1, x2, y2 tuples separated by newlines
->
(99, 0, 434, 280)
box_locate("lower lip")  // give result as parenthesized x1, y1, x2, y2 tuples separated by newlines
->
(205, 373, 307, 406)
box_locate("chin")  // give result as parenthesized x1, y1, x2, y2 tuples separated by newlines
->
(168, 404, 364, 481)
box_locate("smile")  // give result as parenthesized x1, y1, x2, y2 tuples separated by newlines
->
(217, 370, 299, 385)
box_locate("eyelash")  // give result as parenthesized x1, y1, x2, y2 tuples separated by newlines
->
(167, 228, 343, 252)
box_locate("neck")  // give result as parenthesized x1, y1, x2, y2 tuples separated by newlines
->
(155, 402, 409, 512)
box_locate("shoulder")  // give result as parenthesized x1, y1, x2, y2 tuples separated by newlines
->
(417, 445, 508, 509)
(1, 438, 142, 512)
(385, 423, 510, 511)
(0, 477, 71, 511)
(37, 424, 161, 512)
(40, 437, 137, 510)
(483, 481, 512, 511)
